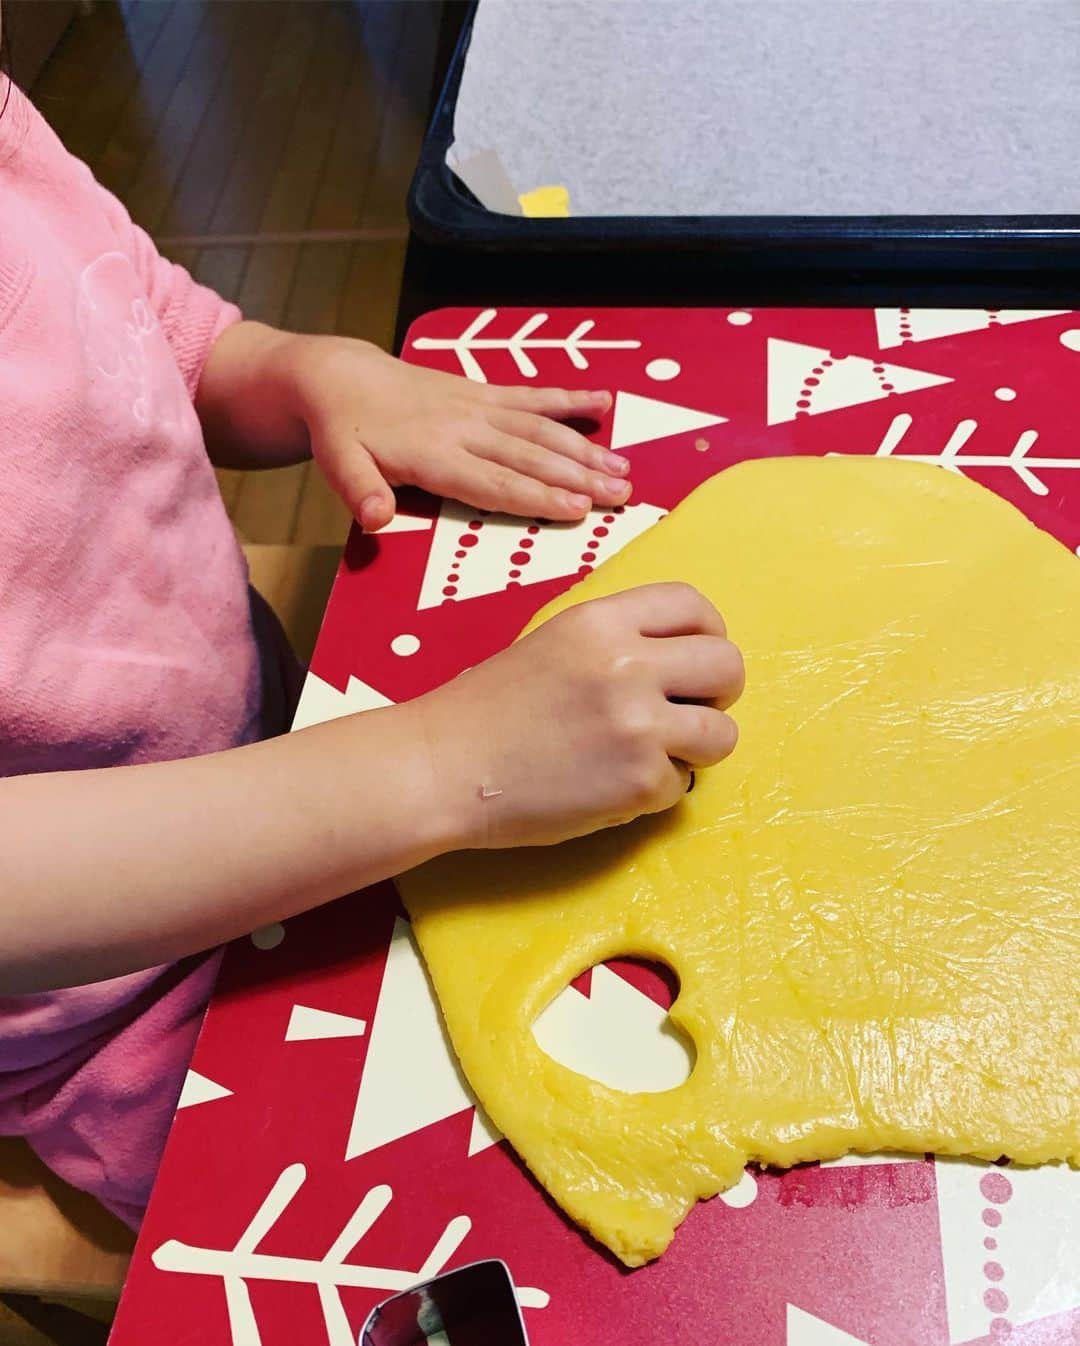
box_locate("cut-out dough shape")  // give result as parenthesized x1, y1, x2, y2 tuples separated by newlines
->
(398, 458, 1080, 1267)
(518, 184, 571, 217)
(532, 964, 694, 1094)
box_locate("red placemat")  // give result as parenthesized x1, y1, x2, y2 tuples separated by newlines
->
(110, 307, 1080, 1346)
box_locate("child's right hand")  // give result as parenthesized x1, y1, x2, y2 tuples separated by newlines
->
(1, 579, 739, 991)
(416, 583, 744, 849)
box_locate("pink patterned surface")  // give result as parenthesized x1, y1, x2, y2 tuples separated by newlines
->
(110, 307, 1080, 1346)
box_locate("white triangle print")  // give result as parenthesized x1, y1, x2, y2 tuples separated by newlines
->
(285, 1004, 367, 1042)
(610, 390, 726, 450)
(418, 499, 665, 609)
(532, 965, 692, 1094)
(291, 672, 393, 732)
(176, 1069, 233, 1111)
(468, 1105, 502, 1156)
(767, 338, 952, 425)
(787, 1305, 870, 1345)
(346, 918, 490, 1160)
(876, 307, 1071, 349)
(377, 512, 434, 534)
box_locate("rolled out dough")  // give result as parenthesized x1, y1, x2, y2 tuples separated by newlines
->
(398, 458, 1080, 1267)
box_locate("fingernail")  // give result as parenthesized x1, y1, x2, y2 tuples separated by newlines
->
(604, 452, 630, 475)
(578, 389, 610, 405)
(564, 491, 592, 512)
(606, 477, 632, 500)
(359, 495, 388, 530)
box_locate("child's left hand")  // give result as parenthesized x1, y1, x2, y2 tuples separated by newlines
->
(284, 336, 630, 531)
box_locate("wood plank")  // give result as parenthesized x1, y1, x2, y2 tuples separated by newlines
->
(232, 462, 308, 544)
(306, 2, 394, 230)
(0, 1299, 52, 1346)
(160, 242, 199, 272)
(7, 0, 77, 93)
(283, 239, 353, 334)
(360, 0, 412, 98)
(257, 2, 357, 233)
(62, 0, 173, 171)
(0, 1294, 111, 1345)
(93, 1, 210, 202)
(335, 237, 405, 349)
(24, 2, 122, 142)
(234, 241, 302, 326)
(214, 467, 247, 519)
(0, 1139, 132, 1301)
(207, 3, 325, 235)
(344, 0, 411, 227)
(360, 0, 440, 228)
(123, 2, 246, 235)
(156, 0, 287, 238)
(291, 463, 353, 547)
(191, 244, 251, 307)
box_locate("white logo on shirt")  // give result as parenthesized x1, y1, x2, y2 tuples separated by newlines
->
(76, 251, 189, 431)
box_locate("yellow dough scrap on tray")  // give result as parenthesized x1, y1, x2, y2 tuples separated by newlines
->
(397, 457, 1080, 1268)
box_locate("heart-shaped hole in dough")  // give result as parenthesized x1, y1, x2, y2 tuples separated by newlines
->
(532, 957, 695, 1094)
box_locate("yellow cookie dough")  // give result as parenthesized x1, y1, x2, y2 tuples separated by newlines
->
(398, 458, 1080, 1267)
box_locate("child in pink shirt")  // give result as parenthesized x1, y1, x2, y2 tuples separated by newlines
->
(0, 33, 743, 1228)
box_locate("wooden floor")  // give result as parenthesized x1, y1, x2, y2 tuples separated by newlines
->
(32, 0, 440, 549)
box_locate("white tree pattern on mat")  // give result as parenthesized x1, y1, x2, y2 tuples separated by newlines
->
(834, 413, 1080, 497)
(411, 309, 641, 382)
(152, 1163, 548, 1346)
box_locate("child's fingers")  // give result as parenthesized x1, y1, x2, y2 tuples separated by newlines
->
(473, 431, 631, 507)
(663, 703, 740, 768)
(488, 409, 630, 478)
(487, 385, 613, 423)
(318, 438, 395, 531)
(649, 634, 746, 708)
(600, 583, 729, 639)
(433, 456, 594, 521)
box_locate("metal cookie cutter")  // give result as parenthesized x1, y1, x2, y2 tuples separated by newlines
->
(360, 1259, 530, 1346)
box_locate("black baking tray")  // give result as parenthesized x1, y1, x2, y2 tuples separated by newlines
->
(408, 1, 1080, 277)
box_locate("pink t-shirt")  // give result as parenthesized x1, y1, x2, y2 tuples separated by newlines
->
(0, 80, 296, 1224)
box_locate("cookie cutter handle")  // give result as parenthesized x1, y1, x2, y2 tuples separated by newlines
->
(359, 1258, 530, 1346)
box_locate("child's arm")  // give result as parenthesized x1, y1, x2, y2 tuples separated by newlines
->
(194, 322, 631, 531)
(2, 584, 742, 994)
(3, 703, 439, 994)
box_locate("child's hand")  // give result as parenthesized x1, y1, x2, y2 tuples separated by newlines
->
(414, 583, 744, 849)
(282, 337, 629, 530)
